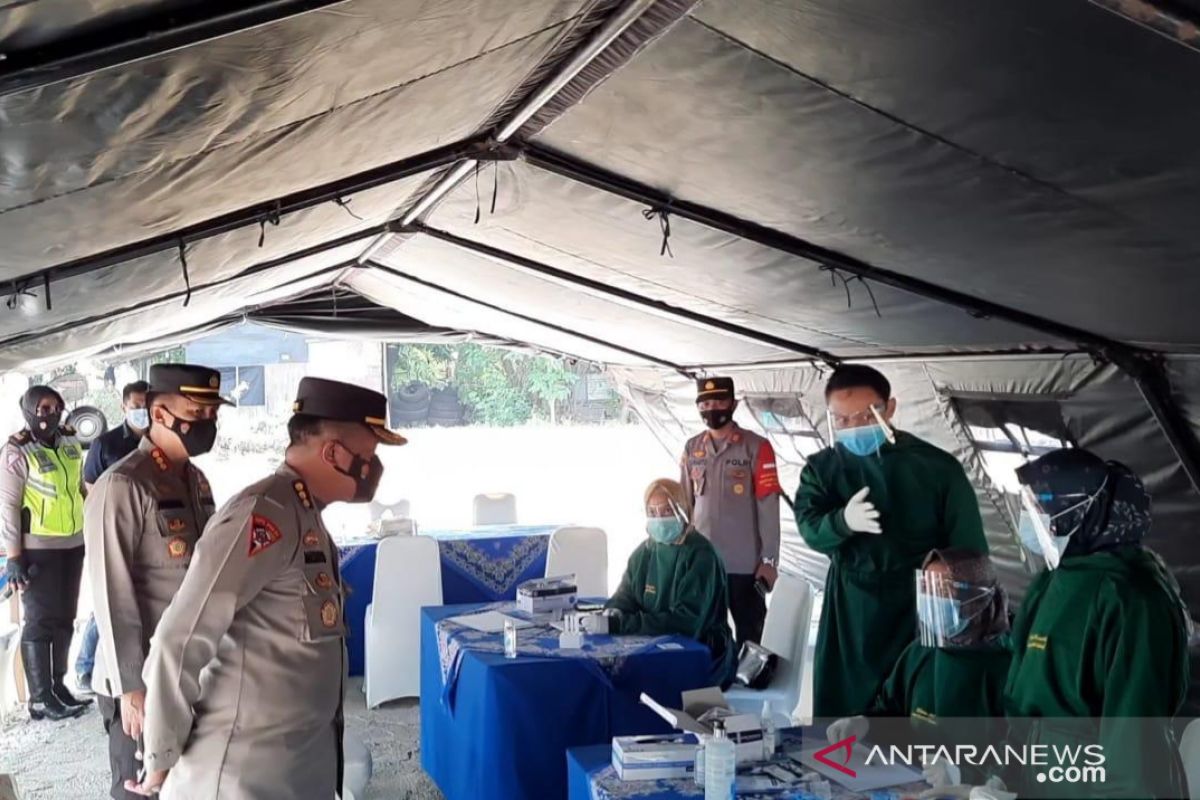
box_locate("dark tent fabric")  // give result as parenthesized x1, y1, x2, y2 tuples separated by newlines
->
(3, 0, 1200, 642)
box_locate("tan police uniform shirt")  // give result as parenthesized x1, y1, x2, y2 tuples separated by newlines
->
(141, 465, 346, 800)
(85, 438, 215, 698)
(681, 424, 782, 575)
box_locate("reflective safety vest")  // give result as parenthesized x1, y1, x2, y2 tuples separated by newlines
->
(14, 435, 84, 536)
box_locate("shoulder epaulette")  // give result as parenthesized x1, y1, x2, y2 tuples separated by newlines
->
(8, 430, 30, 446)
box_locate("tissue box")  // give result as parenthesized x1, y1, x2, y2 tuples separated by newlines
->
(640, 687, 766, 762)
(612, 734, 700, 781)
(516, 576, 577, 616)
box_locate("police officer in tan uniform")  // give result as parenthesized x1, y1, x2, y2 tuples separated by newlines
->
(130, 378, 407, 799)
(681, 377, 782, 649)
(85, 364, 227, 800)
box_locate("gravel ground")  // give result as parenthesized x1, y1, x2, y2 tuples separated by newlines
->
(0, 679, 443, 800)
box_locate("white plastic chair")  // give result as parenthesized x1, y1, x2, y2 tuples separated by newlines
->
(342, 730, 372, 800)
(1180, 718, 1200, 799)
(363, 536, 442, 708)
(545, 527, 608, 597)
(473, 493, 517, 526)
(724, 572, 814, 724)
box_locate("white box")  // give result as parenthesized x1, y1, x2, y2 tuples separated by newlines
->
(516, 576, 577, 617)
(640, 687, 766, 762)
(612, 734, 700, 781)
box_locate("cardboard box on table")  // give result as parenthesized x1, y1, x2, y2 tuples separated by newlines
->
(611, 734, 700, 781)
(639, 687, 767, 762)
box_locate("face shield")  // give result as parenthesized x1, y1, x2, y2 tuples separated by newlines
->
(827, 403, 894, 458)
(915, 570, 996, 648)
(1017, 478, 1108, 570)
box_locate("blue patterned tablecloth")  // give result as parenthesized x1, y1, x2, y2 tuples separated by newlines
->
(421, 602, 713, 800)
(337, 523, 558, 676)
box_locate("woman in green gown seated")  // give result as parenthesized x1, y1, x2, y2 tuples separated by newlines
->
(605, 477, 737, 687)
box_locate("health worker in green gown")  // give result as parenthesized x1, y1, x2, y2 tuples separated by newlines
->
(1006, 449, 1190, 799)
(795, 366, 988, 719)
(606, 477, 737, 687)
(828, 548, 1013, 795)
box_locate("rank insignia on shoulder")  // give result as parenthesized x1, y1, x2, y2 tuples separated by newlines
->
(248, 514, 283, 557)
(152, 449, 170, 472)
(303, 530, 320, 548)
(9, 431, 30, 446)
(293, 480, 313, 509)
(167, 537, 189, 559)
(320, 599, 339, 628)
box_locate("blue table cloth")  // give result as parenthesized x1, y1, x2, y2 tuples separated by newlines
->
(338, 523, 558, 675)
(421, 602, 714, 800)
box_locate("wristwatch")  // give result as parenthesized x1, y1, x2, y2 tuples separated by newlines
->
(760, 556, 778, 567)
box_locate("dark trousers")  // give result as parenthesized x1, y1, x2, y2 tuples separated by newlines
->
(728, 573, 767, 651)
(21, 546, 85, 645)
(98, 694, 143, 800)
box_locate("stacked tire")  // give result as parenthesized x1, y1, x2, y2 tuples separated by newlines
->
(427, 387, 464, 427)
(391, 382, 432, 427)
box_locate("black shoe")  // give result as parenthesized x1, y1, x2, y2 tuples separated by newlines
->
(51, 631, 92, 707)
(52, 678, 92, 708)
(21, 641, 86, 721)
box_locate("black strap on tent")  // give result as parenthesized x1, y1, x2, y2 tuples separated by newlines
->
(178, 240, 192, 307)
(641, 206, 674, 258)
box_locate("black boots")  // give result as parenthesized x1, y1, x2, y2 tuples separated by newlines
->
(51, 631, 91, 709)
(22, 641, 85, 721)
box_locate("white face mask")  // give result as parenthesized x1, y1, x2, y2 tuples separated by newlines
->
(126, 408, 150, 431)
(1018, 479, 1107, 570)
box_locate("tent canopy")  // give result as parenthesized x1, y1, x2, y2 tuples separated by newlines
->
(4, 0, 1200, 623)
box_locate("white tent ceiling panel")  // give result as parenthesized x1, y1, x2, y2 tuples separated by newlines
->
(0, 6, 578, 276)
(344, 264, 646, 366)
(0, 173, 429, 341)
(370, 234, 791, 366)
(0, 245, 358, 371)
(429, 160, 1058, 357)
(535, 14, 1200, 349)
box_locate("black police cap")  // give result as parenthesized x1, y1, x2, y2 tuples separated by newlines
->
(696, 376, 735, 403)
(292, 377, 407, 446)
(148, 364, 231, 406)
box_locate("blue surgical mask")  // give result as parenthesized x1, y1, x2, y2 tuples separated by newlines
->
(126, 408, 150, 430)
(835, 424, 887, 457)
(917, 595, 968, 639)
(647, 517, 685, 544)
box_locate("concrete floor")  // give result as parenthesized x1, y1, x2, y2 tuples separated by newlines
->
(0, 678, 443, 800)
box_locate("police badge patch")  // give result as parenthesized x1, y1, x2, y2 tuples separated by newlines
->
(167, 537, 189, 559)
(320, 599, 339, 628)
(248, 514, 283, 557)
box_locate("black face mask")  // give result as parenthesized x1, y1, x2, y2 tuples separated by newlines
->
(24, 410, 61, 443)
(161, 411, 218, 457)
(334, 444, 384, 503)
(700, 408, 732, 430)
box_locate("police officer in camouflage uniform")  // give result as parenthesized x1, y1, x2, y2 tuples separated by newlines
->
(0, 385, 90, 721)
(681, 377, 782, 649)
(130, 377, 407, 799)
(85, 364, 227, 800)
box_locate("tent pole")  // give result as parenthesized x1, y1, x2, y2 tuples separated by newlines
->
(409, 224, 840, 365)
(1123, 356, 1200, 496)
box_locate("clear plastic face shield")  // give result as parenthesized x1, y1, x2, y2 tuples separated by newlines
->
(646, 493, 688, 544)
(915, 570, 995, 648)
(826, 403, 896, 458)
(1017, 477, 1107, 570)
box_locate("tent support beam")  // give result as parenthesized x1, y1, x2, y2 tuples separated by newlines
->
(0, 0, 352, 98)
(409, 223, 840, 365)
(4, 136, 493, 294)
(1088, 0, 1200, 53)
(524, 144, 1200, 496)
(363, 262, 690, 374)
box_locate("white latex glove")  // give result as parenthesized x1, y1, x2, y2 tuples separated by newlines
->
(842, 486, 882, 534)
(580, 613, 609, 634)
(826, 715, 870, 744)
(923, 759, 963, 789)
(969, 777, 1016, 800)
